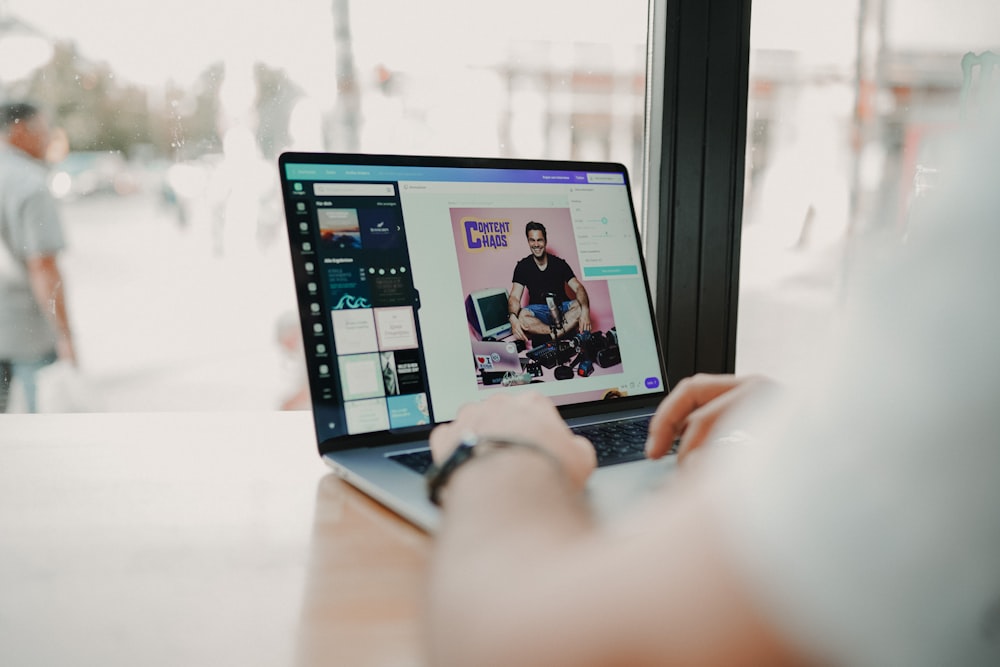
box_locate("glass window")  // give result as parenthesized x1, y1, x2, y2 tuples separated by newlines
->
(0, 0, 650, 412)
(738, 0, 998, 379)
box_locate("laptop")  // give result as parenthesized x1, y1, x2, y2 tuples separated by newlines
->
(470, 340, 522, 375)
(278, 152, 676, 530)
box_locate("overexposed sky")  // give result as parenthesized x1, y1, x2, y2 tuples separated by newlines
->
(885, 0, 1000, 51)
(2, 0, 648, 89)
(3, 0, 996, 92)
(752, 0, 999, 58)
(4, 0, 338, 87)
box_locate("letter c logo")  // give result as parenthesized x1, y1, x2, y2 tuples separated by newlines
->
(464, 219, 483, 251)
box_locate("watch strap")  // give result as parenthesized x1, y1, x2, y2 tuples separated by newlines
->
(426, 437, 478, 506)
(425, 433, 555, 506)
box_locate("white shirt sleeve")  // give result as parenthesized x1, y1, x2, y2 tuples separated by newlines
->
(704, 166, 1000, 666)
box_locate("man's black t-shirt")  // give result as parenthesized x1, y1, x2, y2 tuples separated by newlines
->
(512, 254, 576, 305)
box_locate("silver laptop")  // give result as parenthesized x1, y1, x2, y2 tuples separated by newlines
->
(278, 152, 676, 530)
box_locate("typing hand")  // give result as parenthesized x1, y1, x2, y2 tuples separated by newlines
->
(430, 392, 597, 489)
(645, 374, 772, 463)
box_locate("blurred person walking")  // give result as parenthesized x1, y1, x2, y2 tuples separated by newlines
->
(0, 102, 76, 412)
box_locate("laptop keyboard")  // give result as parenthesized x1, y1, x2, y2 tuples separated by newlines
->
(574, 416, 653, 466)
(390, 415, 675, 474)
(390, 448, 436, 475)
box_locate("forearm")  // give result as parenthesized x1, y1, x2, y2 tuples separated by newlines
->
(433, 446, 593, 552)
(26, 256, 72, 340)
(424, 390, 803, 667)
(427, 448, 595, 666)
(429, 466, 805, 667)
(507, 294, 521, 318)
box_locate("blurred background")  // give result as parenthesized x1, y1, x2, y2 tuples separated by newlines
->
(0, 0, 994, 411)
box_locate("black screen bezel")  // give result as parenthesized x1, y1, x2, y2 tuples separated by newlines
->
(278, 151, 670, 455)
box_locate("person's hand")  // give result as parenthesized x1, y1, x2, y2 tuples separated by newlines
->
(430, 392, 597, 490)
(645, 374, 772, 463)
(579, 306, 592, 333)
(56, 333, 77, 368)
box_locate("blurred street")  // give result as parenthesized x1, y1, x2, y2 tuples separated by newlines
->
(4, 185, 842, 413)
(9, 190, 305, 412)
(1, 0, 979, 413)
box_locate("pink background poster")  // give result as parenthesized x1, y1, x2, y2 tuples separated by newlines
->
(448, 207, 614, 333)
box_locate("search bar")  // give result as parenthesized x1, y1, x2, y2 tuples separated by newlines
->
(313, 183, 396, 196)
(586, 173, 624, 184)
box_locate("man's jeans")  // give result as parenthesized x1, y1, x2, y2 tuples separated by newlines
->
(0, 352, 57, 413)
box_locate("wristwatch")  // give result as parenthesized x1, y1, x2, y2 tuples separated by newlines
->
(425, 434, 480, 506)
(425, 433, 554, 506)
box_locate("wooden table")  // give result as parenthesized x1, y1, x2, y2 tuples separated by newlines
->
(0, 411, 431, 667)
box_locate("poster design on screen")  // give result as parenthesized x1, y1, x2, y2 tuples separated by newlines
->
(318, 209, 362, 250)
(449, 207, 623, 390)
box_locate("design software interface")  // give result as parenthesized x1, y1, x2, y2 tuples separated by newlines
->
(283, 161, 664, 443)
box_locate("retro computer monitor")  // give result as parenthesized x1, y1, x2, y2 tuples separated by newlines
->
(465, 287, 512, 340)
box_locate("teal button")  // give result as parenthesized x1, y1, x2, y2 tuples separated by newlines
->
(583, 265, 639, 277)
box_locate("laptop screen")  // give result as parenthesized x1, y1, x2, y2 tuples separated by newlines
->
(279, 154, 666, 448)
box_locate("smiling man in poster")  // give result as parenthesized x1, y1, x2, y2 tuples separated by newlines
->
(508, 221, 591, 342)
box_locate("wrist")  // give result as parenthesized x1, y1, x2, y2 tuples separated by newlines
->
(426, 433, 562, 506)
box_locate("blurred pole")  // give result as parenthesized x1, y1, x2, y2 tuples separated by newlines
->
(330, 0, 360, 151)
(848, 0, 886, 234)
(0, 2, 7, 101)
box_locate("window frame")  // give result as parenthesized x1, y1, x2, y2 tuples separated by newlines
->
(644, 0, 752, 382)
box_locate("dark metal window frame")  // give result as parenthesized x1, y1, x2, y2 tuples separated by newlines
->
(647, 0, 752, 382)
